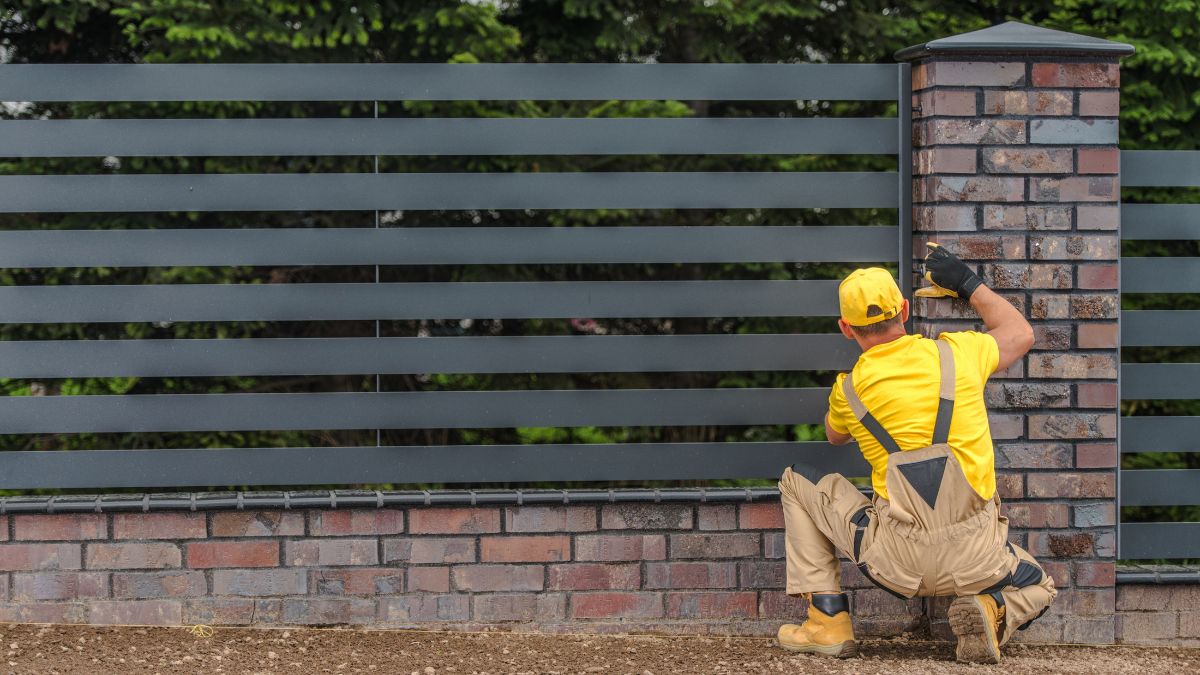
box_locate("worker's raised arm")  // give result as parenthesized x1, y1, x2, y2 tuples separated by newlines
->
(915, 242, 1034, 373)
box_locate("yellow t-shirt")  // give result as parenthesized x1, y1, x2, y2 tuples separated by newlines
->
(826, 331, 1000, 501)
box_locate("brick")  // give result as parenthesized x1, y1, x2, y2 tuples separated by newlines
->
(383, 538, 475, 564)
(1074, 502, 1116, 528)
(995, 473, 1024, 499)
(930, 61, 1025, 87)
(911, 63, 929, 90)
(1076, 443, 1117, 468)
(186, 541, 276, 569)
(407, 508, 500, 535)
(914, 205, 977, 232)
(211, 511, 304, 537)
(212, 569, 307, 596)
(0, 543, 81, 571)
(601, 504, 692, 530)
(0, 517, 6, 542)
(1077, 205, 1120, 230)
(111, 571, 206, 599)
(1026, 353, 1117, 379)
(1074, 561, 1115, 588)
(1028, 414, 1117, 440)
(1181, 612, 1200, 638)
(1078, 148, 1119, 174)
(90, 600, 182, 626)
(474, 593, 565, 622)
(281, 598, 375, 625)
(571, 592, 664, 619)
(645, 562, 737, 589)
(763, 533, 785, 559)
(505, 506, 596, 533)
(1031, 294, 1118, 320)
(1094, 530, 1116, 557)
(1078, 383, 1117, 408)
(1041, 560, 1071, 588)
(0, 602, 86, 624)
(286, 539, 377, 567)
(1028, 472, 1116, 499)
(854, 588, 924, 617)
(114, 513, 206, 540)
(406, 567, 449, 593)
(995, 443, 1072, 471)
(1078, 323, 1118, 349)
(183, 598, 256, 625)
(14, 514, 106, 541)
(697, 505, 737, 531)
(480, 535, 570, 563)
(380, 594, 470, 622)
(986, 383, 1071, 409)
(988, 414, 1024, 440)
(758, 590, 808, 619)
(1077, 264, 1118, 289)
(739, 503, 784, 530)
(87, 543, 180, 570)
(1117, 585, 1200, 611)
(920, 119, 1025, 146)
(452, 565, 543, 592)
(1117, 612, 1177, 642)
(913, 235, 1022, 262)
(1031, 532, 1094, 558)
(983, 205, 1071, 231)
(1079, 90, 1120, 116)
(1030, 176, 1117, 201)
(1033, 325, 1072, 351)
(919, 176, 1024, 203)
(670, 533, 760, 559)
(12, 572, 108, 601)
(1030, 235, 1118, 261)
(916, 89, 977, 116)
(575, 535, 665, 561)
(1029, 119, 1118, 145)
(1032, 62, 1118, 88)
(667, 591, 756, 619)
(1071, 589, 1116, 617)
(983, 147, 1073, 174)
(981, 263, 1072, 290)
(310, 510, 404, 536)
(311, 568, 404, 595)
(547, 563, 640, 591)
(983, 90, 1072, 116)
(738, 561, 786, 589)
(915, 147, 976, 173)
(1063, 616, 1116, 644)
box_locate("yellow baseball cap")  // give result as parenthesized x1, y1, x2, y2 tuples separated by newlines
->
(838, 267, 904, 326)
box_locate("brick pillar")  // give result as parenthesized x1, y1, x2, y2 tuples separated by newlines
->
(898, 22, 1134, 644)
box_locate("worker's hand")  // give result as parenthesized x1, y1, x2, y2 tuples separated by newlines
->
(915, 242, 983, 300)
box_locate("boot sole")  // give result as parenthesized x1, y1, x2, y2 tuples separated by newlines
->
(777, 639, 858, 659)
(948, 596, 1001, 664)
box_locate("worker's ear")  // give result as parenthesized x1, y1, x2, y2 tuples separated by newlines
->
(900, 298, 910, 324)
(837, 318, 857, 340)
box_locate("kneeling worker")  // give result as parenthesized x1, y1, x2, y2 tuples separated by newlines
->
(776, 243, 1056, 663)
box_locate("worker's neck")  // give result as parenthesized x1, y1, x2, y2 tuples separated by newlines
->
(854, 327, 908, 352)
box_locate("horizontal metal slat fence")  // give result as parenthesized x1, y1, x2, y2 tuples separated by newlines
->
(1119, 149, 1200, 559)
(0, 63, 908, 491)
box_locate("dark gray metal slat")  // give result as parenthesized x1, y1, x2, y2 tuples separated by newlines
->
(0, 280, 841, 323)
(0, 334, 857, 378)
(0, 226, 898, 268)
(1122, 363, 1200, 400)
(1119, 523, 1200, 560)
(0, 388, 827, 434)
(0, 442, 871, 489)
(1122, 150, 1200, 187)
(1121, 204, 1200, 240)
(0, 172, 898, 213)
(1120, 470, 1200, 506)
(0, 118, 899, 157)
(1121, 257, 1200, 293)
(1122, 311, 1200, 346)
(0, 64, 901, 102)
(1120, 417, 1200, 453)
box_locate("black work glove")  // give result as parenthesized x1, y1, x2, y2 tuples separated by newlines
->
(916, 242, 983, 300)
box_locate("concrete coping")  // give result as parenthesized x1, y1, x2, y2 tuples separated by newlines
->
(896, 21, 1135, 61)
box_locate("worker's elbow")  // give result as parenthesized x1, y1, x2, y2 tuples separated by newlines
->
(1018, 322, 1035, 354)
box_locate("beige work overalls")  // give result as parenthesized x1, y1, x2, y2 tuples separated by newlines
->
(778, 339, 1056, 643)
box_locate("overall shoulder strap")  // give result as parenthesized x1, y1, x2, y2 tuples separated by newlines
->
(841, 371, 902, 454)
(932, 339, 956, 445)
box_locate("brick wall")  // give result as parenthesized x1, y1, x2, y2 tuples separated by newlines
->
(908, 56, 1122, 644)
(1116, 585, 1200, 647)
(0, 505, 931, 635)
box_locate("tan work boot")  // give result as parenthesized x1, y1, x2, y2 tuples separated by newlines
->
(777, 593, 857, 658)
(948, 594, 1005, 664)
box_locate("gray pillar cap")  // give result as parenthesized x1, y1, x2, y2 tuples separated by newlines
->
(896, 21, 1135, 61)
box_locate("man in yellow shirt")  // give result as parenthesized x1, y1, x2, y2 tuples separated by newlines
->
(776, 244, 1056, 663)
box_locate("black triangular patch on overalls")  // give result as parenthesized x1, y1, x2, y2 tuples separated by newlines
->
(897, 456, 947, 510)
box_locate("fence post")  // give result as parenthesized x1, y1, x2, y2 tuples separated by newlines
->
(897, 22, 1134, 643)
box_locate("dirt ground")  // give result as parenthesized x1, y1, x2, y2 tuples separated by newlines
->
(0, 624, 1196, 675)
